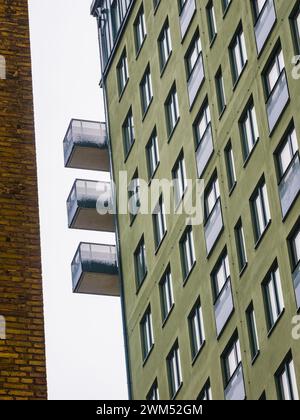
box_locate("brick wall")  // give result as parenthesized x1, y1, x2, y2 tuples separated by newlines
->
(0, 0, 47, 399)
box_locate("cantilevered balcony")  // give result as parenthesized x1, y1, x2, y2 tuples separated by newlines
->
(266, 70, 289, 133)
(293, 262, 300, 309)
(67, 179, 115, 232)
(214, 277, 234, 337)
(179, 0, 196, 40)
(225, 364, 246, 401)
(254, 0, 276, 55)
(63, 119, 110, 171)
(72, 243, 119, 296)
(196, 123, 213, 178)
(204, 198, 223, 256)
(279, 153, 300, 219)
(188, 53, 204, 107)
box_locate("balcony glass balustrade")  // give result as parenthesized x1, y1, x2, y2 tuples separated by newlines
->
(67, 179, 115, 232)
(196, 123, 213, 178)
(204, 198, 223, 255)
(224, 364, 246, 401)
(63, 119, 110, 171)
(72, 243, 119, 296)
(188, 53, 204, 107)
(266, 70, 289, 133)
(214, 277, 234, 337)
(278, 153, 300, 218)
(254, 0, 276, 55)
(293, 262, 300, 310)
(179, 0, 196, 39)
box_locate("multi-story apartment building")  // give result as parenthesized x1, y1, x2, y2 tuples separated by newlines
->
(65, 0, 300, 400)
(0, 0, 47, 399)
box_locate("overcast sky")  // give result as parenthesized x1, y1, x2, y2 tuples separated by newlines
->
(28, 0, 127, 400)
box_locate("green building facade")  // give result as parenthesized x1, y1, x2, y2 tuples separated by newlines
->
(65, 0, 300, 400)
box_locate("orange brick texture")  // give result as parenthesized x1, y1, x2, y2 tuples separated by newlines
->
(0, 0, 47, 399)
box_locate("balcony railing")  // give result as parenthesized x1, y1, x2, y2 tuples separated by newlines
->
(71, 243, 119, 296)
(266, 70, 289, 133)
(204, 198, 223, 256)
(196, 123, 214, 178)
(293, 262, 300, 309)
(279, 153, 300, 218)
(63, 119, 110, 171)
(67, 179, 115, 232)
(179, 0, 196, 40)
(254, 0, 276, 55)
(188, 53, 204, 107)
(225, 364, 246, 401)
(214, 277, 234, 337)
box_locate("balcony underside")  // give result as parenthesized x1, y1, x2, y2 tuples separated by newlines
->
(70, 206, 115, 232)
(74, 271, 120, 297)
(66, 145, 110, 172)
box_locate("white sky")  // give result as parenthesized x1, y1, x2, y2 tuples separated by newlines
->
(28, 0, 127, 400)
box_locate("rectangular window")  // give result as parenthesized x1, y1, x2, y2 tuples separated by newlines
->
(153, 196, 167, 249)
(289, 222, 300, 309)
(222, 333, 246, 400)
(178, 0, 187, 13)
(197, 380, 212, 400)
(194, 102, 211, 147)
(252, 0, 277, 54)
(224, 141, 237, 191)
(185, 32, 202, 78)
(172, 153, 187, 206)
(128, 171, 140, 222)
(222, 336, 242, 386)
(188, 299, 205, 360)
(276, 125, 300, 217)
(140, 66, 153, 116)
(246, 303, 260, 360)
(264, 48, 285, 98)
(194, 101, 214, 177)
(167, 341, 182, 398)
(259, 391, 267, 400)
(276, 125, 298, 179)
(158, 19, 172, 71)
(290, 224, 300, 271)
(159, 267, 174, 323)
(134, 237, 147, 289)
(215, 67, 226, 115)
(146, 129, 160, 179)
(263, 264, 284, 331)
(147, 380, 159, 400)
(222, 0, 231, 14)
(212, 251, 234, 336)
(276, 354, 299, 400)
(123, 108, 135, 157)
(134, 6, 146, 54)
(204, 175, 220, 222)
(250, 178, 271, 243)
(291, 2, 300, 54)
(229, 25, 247, 84)
(165, 85, 180, 137)
(240, 100, 259, 161)
(117, 49, 128, 95)
(204, 174, 223, 255)
(180, 227, 196, 281)
(206, 1, 217, 43)
(153, 0, 161, 11)
(140, 307, 154, 362)
(212, 252, 230, 298)
(234, 219, 247, 272)
(252, 0, 268, 20)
